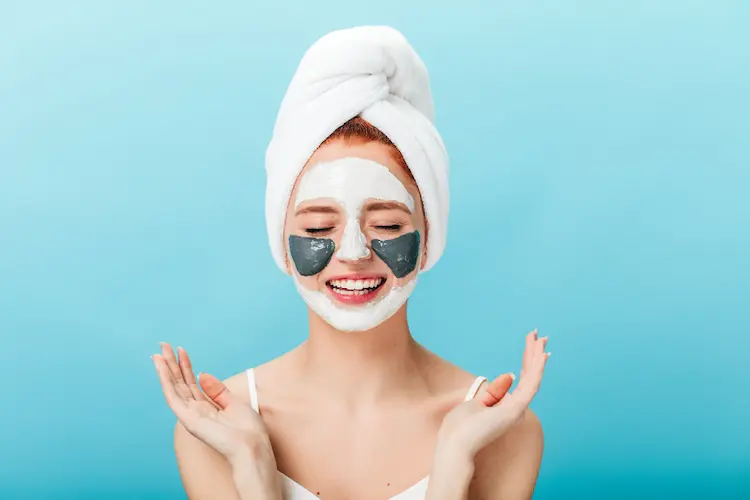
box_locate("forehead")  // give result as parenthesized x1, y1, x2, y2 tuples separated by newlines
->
(291, 140, 421, 210)
(295, 157, 415, 212)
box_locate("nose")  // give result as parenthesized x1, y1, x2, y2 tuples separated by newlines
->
(335, 220, 371, 262)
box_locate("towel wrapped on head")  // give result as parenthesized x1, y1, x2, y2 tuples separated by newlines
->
(265, 25, 449, 274)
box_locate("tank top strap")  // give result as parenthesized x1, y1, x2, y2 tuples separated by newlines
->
(245, 368, 260, 413)
(464, 375, 488, 401)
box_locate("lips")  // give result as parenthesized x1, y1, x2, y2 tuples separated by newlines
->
(325, 275, 386, 305)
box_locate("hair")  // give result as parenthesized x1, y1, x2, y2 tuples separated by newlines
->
(320, 116, 416, 183)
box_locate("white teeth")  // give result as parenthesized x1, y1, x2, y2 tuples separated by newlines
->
(333, 289, 370, 296)
(329, 278, 384, 291)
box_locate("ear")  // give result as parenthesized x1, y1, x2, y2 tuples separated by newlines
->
(418, 216, 429, 271)
(418, 223, 428, 271)
(284, 248, 293, 275)
(419, 248, 428, 271)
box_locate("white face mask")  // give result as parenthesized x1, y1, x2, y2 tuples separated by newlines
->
(290, 157, 420, 332)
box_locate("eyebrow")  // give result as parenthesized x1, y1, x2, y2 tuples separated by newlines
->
(364, 201, 412, 214)
(295, 205, 339, 216)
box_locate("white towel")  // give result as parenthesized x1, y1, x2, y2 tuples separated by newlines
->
(265, 25, 449, 274)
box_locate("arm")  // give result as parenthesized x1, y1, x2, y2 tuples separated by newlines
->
(473, 409, 544, 500)
(174, 422, 279, 500)
(174, 421, 239, 500)
(426, 330, 550, 500)
(425, 410, 543, 500)
(152, 345, 282, 500)
(423, 444, 475, 500)
(175, 422, 281, 500)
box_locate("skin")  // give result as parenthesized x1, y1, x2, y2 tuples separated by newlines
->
(154, 138, 548, 500)
(288, 143, 426, 310)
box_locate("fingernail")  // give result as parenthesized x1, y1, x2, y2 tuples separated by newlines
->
(509, 372, 516, 381)
(546, 352, 552, 357)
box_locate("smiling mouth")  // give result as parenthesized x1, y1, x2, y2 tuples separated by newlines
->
(325, 277, 386, 304)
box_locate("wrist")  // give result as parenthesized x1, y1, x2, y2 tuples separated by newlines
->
(426, 443, 475, 500)
(229, 436, 276, 467)
(229, 439, 281, 500)
(231, 466, 281, 500)
(434, 433, 476, 467)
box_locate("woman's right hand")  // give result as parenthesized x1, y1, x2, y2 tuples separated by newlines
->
(152, 343, 274, 466)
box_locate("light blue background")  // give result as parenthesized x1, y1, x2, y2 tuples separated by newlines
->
(2, 1, 748, 498)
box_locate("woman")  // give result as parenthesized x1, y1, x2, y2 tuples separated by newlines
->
(153, 26, 550, 500)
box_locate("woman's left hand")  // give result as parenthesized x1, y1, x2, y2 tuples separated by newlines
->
(435, 330, 550, 460)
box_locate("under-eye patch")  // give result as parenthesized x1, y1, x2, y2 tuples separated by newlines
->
(371, 231, 420, 278)
(289, 235, 335, 276)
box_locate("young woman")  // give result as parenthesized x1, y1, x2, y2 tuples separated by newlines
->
(153, 26, 550, 500)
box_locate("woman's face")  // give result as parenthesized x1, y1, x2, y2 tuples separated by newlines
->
(283, 139, 427, 332)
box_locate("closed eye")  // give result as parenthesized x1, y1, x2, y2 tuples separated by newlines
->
(375, 224, 401, 231)
(305, 227, 334, 235)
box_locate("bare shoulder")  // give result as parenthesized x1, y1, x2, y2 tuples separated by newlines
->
(471, 408, 544, 500)
(172, 370, 251, 500)
(417, 343, 481, 395)
(223, 369, 251, 403)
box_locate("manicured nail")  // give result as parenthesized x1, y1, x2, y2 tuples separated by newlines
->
(546, 352, 552, 357)
(509, 372, 516, 381)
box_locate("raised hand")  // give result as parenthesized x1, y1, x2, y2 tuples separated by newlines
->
(152, 343, 274, 465)
(436, 329, 550, 458)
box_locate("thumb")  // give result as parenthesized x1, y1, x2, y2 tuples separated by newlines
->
(480, 373, 515, 407)
(198, 372, 235, 410)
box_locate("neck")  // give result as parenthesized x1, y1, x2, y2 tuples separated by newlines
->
(296, 304, 427, 406)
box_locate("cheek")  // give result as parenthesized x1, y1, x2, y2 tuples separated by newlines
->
(372, 231, 421, 279)
(288, 235, 336, 278)
(296, 273, 322, 292)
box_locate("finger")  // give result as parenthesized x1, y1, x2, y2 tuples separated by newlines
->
(198, 372, 236, 410)
(521, 329, 537, 378)
(160, 342, 183, 381)
(538, 335, 549, 357)
(152, 355, 189, 413)
(176, 346, 204, 401)
(510, 336, 549, 408)
(161, 342, 193, 400)
(480, 373, 515, 407)
(153, 355, 208, 433)
(535, 335, 550, 376)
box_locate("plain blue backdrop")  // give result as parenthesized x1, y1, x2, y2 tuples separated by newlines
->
(2, 1, 748, 498)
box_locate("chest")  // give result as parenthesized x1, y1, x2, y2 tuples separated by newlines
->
(262, 403, 445, 500)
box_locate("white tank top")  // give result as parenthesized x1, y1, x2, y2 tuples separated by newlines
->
(245, 368, 487, 500)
